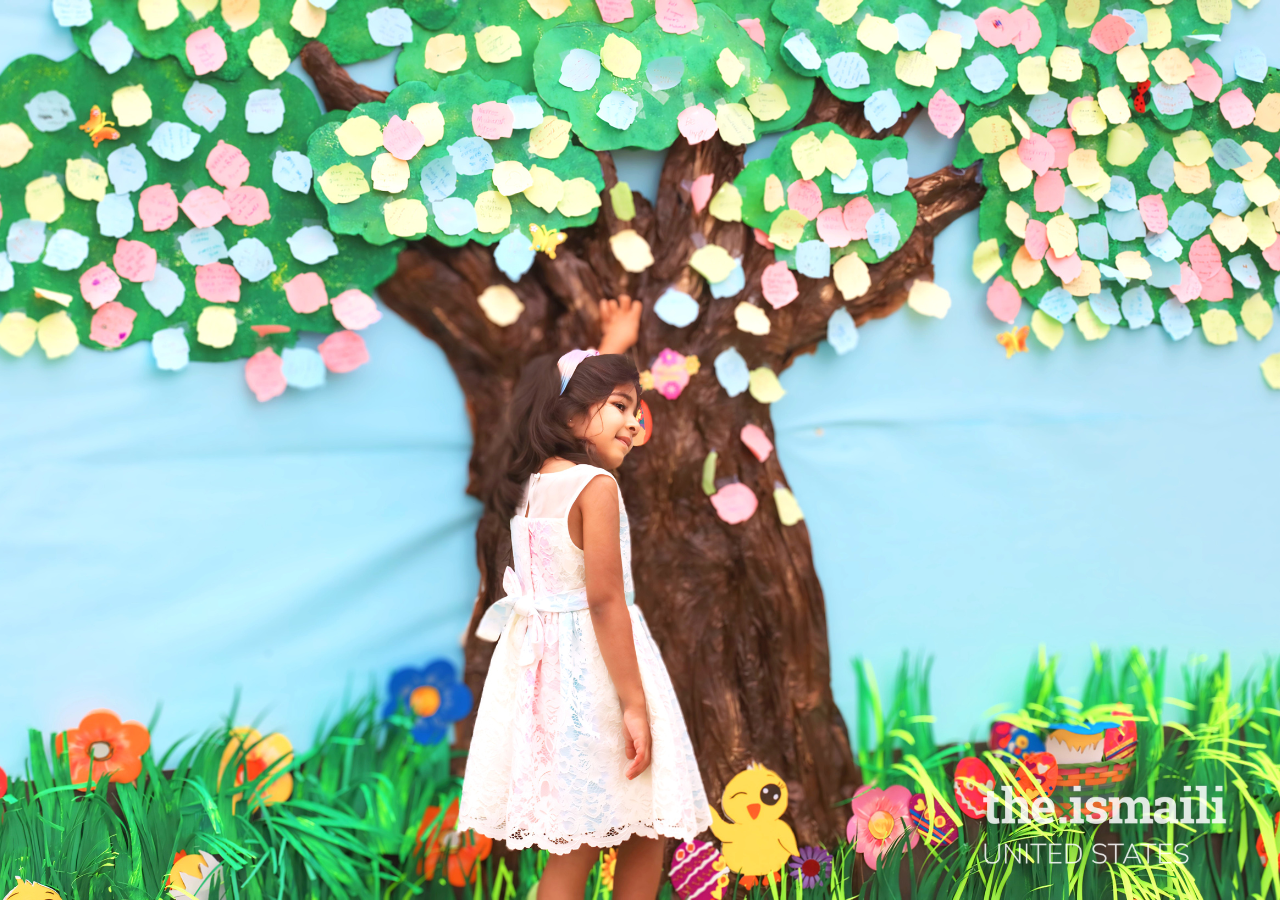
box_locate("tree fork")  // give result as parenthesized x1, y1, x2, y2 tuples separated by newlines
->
(301, 42, 984, 843)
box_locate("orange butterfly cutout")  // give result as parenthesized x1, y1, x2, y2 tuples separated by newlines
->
(79, 105, 120, 148)
(997, 325, 1029, 358)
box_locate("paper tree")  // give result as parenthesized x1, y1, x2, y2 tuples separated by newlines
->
(957, 53, 1280, 348)
(0, 52, 398, 392)
(531, 2, 804, 150)
(306, 74, 605, 247)
(61, 0, 411, 82)
(298, 46, 983, 843)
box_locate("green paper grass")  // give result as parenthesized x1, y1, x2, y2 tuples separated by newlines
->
(0, 53, 399, 363)
(306, 74, 605, 247)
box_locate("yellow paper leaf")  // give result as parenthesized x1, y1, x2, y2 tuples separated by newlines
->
(1262, 354, 1280, 389)
(111, 84, 152, 127)
(487, 160, 531, 197)
(1114, 250, 1151, 279)
(1071, 99, 1106, 136)
(0, 122, 33, 168)
(735, 301, 771, 334)
(25, 174, 64, 223)
(1235, 142, 1270, 180)
(37, 310, 79, 359)
(1245, 174, 1280, 208)
(1066, 149, 1104, 186)
(601, 33, 640, 78)
(1200, 308, 1237, 345)
(907, 280, 950, 318)
(335, 115, 383, 156)
(717, 48, 745, 87)
(370, 153, 409, 192)
(1107, 123, 1147, 167)
(1018, 56, 1050, 95)
(1210, 213, 1248, 251)
(1012, 246, 1043, 288)
(476, 25, 521, 64)
(1115, 45, 1149, 83)
(972, 238, 1002, 283)
(610, 229, 653, 272)
(857, 15, 898, 54)
(557, 178, 601, 217)
(1197, 0, 1230, 25)
(138, 0, 179, 29)
(763, 174, 784, 212)
(1255, 94, 1280, 133)
(1065, 0, 1098, 28)
(790, 131, 825, 180)
(1153, 49, 1192, 84)
(817, 0, 858, 25)
(896, 50, 936, 87)
(530, 116, 572, 159)
(33, 287, 72, 306)
(523, 165, 564, 212)
(833, 253, 870, 299)
(383, 197, 428, 237)
(1031, 308, 1063, 349)
(745, 84, 789, 122)
(1076, 174, 1111, 202)
(529, 0, 571, 18)
(716, 103, 755, 146)
(768, 209, 808, 250)
(690, 244, 735, 283)
(472, 191, 510, 234)
(1173, 130, 1211, 166)
(925, 29, 962, 69)
(1008, 108, 1031, 140)
(0, 311, 37, 357)
(1006, 201, 1029, 238)
(709, 183, 742, 221)
(1173, 162, 1210, 195)
(406, 103, 444, 147)
(1245, 207, 1276, 249)
(773, 487, 804, 525)
(969, 116, 1015, 154)
(424, 34, 467, 74)
(748, 367, 785, 403)
(1064, 261, 1101, 297)
(196, 306, 237, 348)
(820, 131, 857, 179)
(478, 285, 524, 326)
(999, 150, 1033, 190)
(180, 0, 217, 18)
(1143, 8, 1171, 48)
(318, 162, 370, 204)
(1241, 293, 1273, 339)
(1050, 46, 1083, 81)
(290, 0, 325, 38)
(221, 0, 260, 31)
(1097, 86, 1130, 124)
(248, 28, 290, 79)
(1075, 300, 1109, 340)
(66, 158, 108, 202)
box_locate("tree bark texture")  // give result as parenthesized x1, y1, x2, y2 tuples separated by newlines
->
(302, 43, 985, 845)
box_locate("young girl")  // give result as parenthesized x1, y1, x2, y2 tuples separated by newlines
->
(459, 297, 710, 899)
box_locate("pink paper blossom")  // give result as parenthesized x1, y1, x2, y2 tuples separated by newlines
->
(846, 785, 918, 869)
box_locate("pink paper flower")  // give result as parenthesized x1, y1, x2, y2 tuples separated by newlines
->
(846, 785, 918, 869)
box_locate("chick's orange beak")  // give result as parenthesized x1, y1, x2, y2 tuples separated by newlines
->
(747, 803, 761, 819)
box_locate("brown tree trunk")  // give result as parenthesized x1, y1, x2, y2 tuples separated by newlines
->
(302, 44, 984, 845)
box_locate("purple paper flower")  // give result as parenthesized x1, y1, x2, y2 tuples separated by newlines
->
(788, 846, 832, 888)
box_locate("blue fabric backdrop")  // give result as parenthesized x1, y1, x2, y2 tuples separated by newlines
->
(2, 4, 1277, 771)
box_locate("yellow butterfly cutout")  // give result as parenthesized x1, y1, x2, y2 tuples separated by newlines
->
(529, 224, 568, 260)
(79, 105, 120, 149)
(997, 325, 1029, 358)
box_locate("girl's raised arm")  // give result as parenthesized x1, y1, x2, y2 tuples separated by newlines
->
(578, 474, 652, 780)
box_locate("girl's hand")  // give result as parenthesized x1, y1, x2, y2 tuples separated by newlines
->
(622, 704, 652, 780)
(599, 294, 641, 355)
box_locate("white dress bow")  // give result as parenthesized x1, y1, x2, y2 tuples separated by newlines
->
(474, 566, 546, 667)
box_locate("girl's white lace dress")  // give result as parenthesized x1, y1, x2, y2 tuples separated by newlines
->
(458, 464, 711, 853)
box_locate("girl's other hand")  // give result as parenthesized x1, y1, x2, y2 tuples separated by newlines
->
(622, 704, 652, 780)
(599, 294, 641, 355)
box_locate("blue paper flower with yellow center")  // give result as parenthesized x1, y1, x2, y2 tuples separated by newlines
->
(385, 659, 474, 745)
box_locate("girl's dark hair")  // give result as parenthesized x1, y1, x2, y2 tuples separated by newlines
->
(489, 352, 642, 520)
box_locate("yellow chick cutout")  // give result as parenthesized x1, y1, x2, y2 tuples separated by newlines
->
(709, 763, 799, 887)
(3, 880, 62, 900)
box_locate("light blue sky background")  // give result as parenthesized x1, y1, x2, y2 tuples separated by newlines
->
(1, 4, 1277, 772)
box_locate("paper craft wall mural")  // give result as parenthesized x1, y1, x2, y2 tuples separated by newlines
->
(3, 0, 1280, 893)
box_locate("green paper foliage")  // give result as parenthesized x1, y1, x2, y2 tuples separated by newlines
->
(955, 62, 1280, 335)
(734, 124, 916, 267)
(396, 0, 657, 92)
(68, 0, 406, 82)
(717, 0, 815, 133)
(772, 0, 1056, 112)
(0, 53, 399, 362)
(533, 3, 783, 151)
(306, 75, 605, 247)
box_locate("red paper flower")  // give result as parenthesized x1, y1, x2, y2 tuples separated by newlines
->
(54, 709, 151, 788)
(415, 797, 492, 886)
(1258, 810, 1280, 867)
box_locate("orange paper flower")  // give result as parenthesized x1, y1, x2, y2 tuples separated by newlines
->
(217, 727, 294, 811)
(54, 710, 151, 788)
(415, 798, 492, 886)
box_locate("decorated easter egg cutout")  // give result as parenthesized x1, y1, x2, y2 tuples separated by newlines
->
(908, 792, 958, 847)
(1046, 722, 1112, 764)
(669, 840, 731, 900)
(991, 721, 1045, 758)
(634, 398, 652, 446)
(953, 756, 995, 819)
(651, 347, 691, 399)
(1014, 750, 1059, 798)
(1102, 708, 1137, 761)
